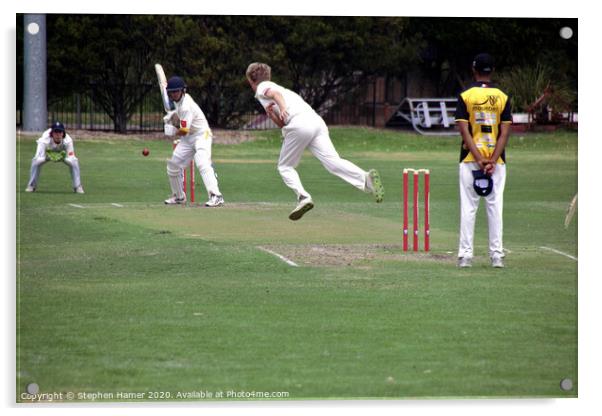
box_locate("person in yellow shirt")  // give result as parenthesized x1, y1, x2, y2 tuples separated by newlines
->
(455, 53, 512, 268)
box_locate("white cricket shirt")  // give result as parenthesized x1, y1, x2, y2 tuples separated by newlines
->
(255, 81, 315, 124)
(36, 129, 75, 156)
(174, 93, 210, 136)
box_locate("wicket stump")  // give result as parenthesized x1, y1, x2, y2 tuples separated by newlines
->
(403, 168, 430, 252)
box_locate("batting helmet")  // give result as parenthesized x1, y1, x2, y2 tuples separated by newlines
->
(166, 76, 187, 92)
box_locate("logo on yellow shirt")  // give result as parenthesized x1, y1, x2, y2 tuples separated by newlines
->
(474, 95, 499, 106)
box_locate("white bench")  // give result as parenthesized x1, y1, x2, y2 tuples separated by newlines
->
(388, 97, 457, 136)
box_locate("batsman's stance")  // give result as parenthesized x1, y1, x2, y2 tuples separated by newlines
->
(25, 121, 84, 194)
(162, 76, 224, 207)
(246, 62, 384, 221)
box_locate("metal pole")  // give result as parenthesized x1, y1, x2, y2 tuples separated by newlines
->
(372, 78, 377, 127)
(76, 94, 82, 129)
(23, 14, 47, 132)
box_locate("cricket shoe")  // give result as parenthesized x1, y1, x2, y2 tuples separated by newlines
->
(74, 186, 85, 194)
(491, 256, 505, 268)
(367, 169, 384, 203)
(457, 257, 472, 268)
(164, 194, 186, 205)
(25, 186, 36, 192)
(204, 193, 224, 207)
(288, 195, 314, 221)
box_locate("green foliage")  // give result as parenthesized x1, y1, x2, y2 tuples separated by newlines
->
(37, 15, 423, 128)
(408, 17, 577, 96)
(47, 15, 174, 132)
(497, 63, 577, 112)
(160, 16, 265, 128)
(268, 17, 422, 111)
(18, 15, 577, 129)
(159, 16, 421, 124)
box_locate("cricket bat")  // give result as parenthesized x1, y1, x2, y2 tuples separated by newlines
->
(564, 193, 578, 229)
(155, 63, 174, 113)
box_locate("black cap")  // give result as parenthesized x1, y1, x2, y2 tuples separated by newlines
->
(51, 121, 65, 132)
(472, 53, 495, 74)
(472, 169, 494, 197)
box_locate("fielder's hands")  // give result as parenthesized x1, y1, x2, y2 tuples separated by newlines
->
(478, 158, 496, 175)
(46, 150, 66, 162)
(484, 162, 496, 175)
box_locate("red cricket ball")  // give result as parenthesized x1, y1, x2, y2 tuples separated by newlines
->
(142, 148, 150, 156)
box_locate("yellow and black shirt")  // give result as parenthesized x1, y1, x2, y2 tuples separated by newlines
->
(455, 81, 512, 163)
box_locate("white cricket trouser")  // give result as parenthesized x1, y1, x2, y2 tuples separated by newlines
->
(278, 112, 368, 199)
(27, 155, 82, 189)
(458, 162, 506, 259)
(167, 131, 221, 199)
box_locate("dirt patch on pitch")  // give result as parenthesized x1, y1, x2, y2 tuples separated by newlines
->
(260, 244, 455, 267)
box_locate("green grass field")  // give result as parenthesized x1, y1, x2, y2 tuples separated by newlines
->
(16, 127, 577, 402)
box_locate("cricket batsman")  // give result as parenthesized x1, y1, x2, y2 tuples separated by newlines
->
(25, 121, 84, 194)
(162, 76, 224, 207)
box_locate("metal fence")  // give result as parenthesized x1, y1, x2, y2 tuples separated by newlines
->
(50, 87, 165, 132)
(16, 84, 387, 132)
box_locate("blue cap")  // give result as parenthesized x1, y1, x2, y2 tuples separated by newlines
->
(51, 121, 65, 132)
(166, 76, 186, 91)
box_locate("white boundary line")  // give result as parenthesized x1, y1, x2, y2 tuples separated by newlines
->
(68, 204, 85, 209)
(257, 247, 299, 267)
(540, 246, 578, 261)
(111, 203, 124, 207)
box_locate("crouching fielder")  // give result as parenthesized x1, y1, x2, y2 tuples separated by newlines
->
(25, 121, 84, 194)
(246, 62, 384, 221)
(163, 76, 224, 207)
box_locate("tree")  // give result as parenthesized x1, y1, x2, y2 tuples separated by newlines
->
(159, 16, 268, 128)
(264, 16, 421, 112)
(154, 16, 422, 126)
(408, 17, 578, 96)
(25, 15, 576, 131)
(47, 15, 173, 132)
